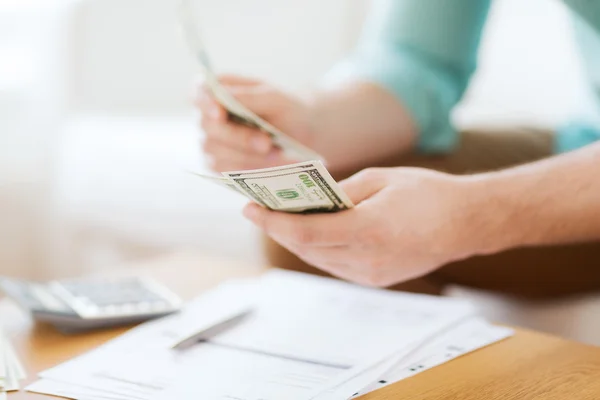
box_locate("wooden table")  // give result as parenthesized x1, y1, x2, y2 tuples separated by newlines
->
(2, 252, 600, 400)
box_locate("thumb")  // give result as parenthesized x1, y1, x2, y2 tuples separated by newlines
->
(227, 85, 284, 118)
(340, 168, 388, 205)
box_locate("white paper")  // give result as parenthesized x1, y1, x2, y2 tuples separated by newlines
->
(0, 330, 25, 393)
(4, 338, 26, 381)
(27, 379, 135, 400)
(210, 270, 476, 367)
(153, 341, 351, 400)
(152, 271, 478, 400)
(0, 332, 6, 385)
(29, 270, 506, 400)
(32, 281, 258, 400)
(349, 319, 514, 398)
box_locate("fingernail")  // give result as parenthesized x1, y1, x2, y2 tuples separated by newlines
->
(252, 137, 270, 153)
(208, 104, 221, 119)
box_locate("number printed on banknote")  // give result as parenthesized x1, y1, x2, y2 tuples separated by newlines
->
(192, 161, 354, 213)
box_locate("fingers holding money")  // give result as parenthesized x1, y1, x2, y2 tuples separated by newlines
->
(202, 117, 273, 154)
(242, 203, 384, 285)
(217, 74, 262, 86)
(202, 138, 282, 171)
(194, 75, 270, 118)
(198, 90, 277, 170)
(292, 252, 360, 283)
(195, 76, 284, 121)
(293, 249, 378, 286)
(195, 85, 226, 121)
(339, 168, 389, 204)
(243, 203, 352, 246)
(196, 78, 290, 171)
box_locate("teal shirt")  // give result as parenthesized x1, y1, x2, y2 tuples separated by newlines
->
(333, 0, 600, 154)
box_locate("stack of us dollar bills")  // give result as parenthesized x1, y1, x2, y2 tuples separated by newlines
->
(193, 161, 354, 213)
(177, 0, 324, 162)
(178, 1, 353, 213)
(0, 330, 26, 399)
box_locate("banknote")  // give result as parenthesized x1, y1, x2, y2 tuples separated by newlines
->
(192, 161, 354, 213)
(177, 0, 323, 161)
(189, 171, 247, 196)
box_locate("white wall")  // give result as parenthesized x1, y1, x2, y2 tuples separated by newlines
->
(456, 0, 592, 128)
(35, 0, 593, 125)
(64, 0, 367, 115)
(0, 1, 72, 277)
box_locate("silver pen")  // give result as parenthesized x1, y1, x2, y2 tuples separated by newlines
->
(171, 310, 252, 351)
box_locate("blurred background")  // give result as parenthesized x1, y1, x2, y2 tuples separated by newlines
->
(1, 0, 599, 344)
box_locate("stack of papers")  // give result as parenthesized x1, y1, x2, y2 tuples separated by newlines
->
(0, 330, 26, 399)
(27, 270, 512, 400)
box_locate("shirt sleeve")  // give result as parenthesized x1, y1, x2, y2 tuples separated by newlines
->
(566, 0, 600, 34)
(326, 0, 491, 153)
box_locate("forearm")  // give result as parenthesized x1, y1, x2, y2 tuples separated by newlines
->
(467, 142, 600, 255)
(307, 80, 418, 174)
(308, 0, 490, 174)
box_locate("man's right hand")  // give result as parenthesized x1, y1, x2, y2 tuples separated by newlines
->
(195, 75, 315, 172)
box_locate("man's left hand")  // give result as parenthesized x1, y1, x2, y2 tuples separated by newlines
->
(243, 167, 493, 287)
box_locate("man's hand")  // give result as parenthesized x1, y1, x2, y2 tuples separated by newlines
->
(195, 75, 314, 172)
(242, 167, 494, 287)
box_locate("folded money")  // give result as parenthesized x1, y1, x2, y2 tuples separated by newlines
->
(177, 0, 323, 161)
(192, 161, 354, 213)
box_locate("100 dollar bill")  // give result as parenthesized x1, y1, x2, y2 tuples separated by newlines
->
(192, 161, 354, 213)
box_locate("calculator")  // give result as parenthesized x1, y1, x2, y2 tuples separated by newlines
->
(0, 276, 183, 332)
